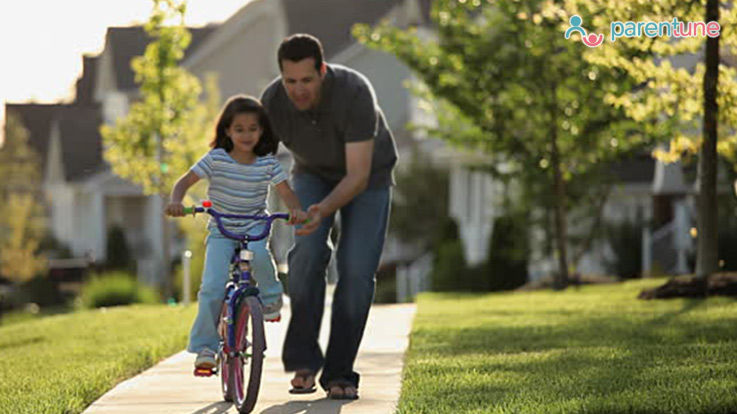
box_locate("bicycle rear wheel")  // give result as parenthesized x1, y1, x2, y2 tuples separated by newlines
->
(228, 295, 265, 413)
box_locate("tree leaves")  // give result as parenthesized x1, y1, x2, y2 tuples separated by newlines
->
(0, 113, 46, 282)
(100, 0, 214, 196)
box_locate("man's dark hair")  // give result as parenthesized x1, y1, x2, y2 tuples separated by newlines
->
(277, 33, 324, 72)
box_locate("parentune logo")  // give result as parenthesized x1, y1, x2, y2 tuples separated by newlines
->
(565, 15, 604, 47)
(564, 14, 721, 47)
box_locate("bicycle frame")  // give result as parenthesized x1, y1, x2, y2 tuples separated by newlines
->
(186, 203, 288, 357)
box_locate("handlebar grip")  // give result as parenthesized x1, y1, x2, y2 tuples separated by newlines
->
(183, 206, 203, 215)
(286, 214, 311, 225)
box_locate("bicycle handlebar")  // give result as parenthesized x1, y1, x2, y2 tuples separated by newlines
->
(182, 203, 289, 242)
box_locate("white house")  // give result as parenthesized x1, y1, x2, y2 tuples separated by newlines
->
(6, 0, 436, 287)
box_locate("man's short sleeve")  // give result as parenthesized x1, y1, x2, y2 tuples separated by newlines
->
(270, 157, 288, 186)
(190, 151, 213, 179)
(345, 81, 379, 143)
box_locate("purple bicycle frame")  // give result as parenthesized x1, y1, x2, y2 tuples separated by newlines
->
(189, 206, 288, 354)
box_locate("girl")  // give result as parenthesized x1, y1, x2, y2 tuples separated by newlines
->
(165, 95, 308, 370)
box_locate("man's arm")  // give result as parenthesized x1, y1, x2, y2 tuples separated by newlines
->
(296, 140, 373, 235)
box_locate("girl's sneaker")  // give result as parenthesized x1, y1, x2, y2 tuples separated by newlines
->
(262, 296, 283, 322)
(195, 347, 217, 369)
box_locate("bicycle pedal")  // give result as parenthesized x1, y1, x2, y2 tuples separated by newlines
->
(194, 367, 216, 377)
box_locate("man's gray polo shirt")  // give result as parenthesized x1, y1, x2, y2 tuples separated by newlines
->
(260, 64, 398, 189)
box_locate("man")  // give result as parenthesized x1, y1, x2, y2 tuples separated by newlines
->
(260, 33, 397, 400)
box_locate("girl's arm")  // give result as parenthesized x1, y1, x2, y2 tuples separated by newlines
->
(274, 181, 308, 225)
(165, 171, 201, 216)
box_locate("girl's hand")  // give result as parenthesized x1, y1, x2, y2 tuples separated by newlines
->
(165, 202, 185, 217)
(288, 209, 309, 225)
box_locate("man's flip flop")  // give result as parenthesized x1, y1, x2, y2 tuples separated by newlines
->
(327, 383, 359, 400)
(289, 372, 317, 394)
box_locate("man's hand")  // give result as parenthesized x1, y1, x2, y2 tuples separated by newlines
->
(295, 204, 323, 236)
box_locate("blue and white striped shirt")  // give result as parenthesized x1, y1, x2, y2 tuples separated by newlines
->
(190, 148, 288, 234)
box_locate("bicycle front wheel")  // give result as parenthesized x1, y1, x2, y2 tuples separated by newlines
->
(228, 295, 265, 413)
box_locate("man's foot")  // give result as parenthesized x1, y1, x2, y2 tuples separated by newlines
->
(289, 370, 317, 394)
(194, 347, 217, 369)
(327, 383, 359, 400)
(262, 296, 283, 322)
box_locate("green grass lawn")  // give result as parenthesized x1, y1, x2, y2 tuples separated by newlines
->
(399, 278, 737, 414)
(0, 304, 196, 413)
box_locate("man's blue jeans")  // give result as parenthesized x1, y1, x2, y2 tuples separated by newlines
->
(282, 172, 391, 390)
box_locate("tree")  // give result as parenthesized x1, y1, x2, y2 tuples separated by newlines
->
(101, 0, 215, 297)
(355, 0, 648, 289)
(390, 148, 450, 250)
(0, 113, 47, 283)
(562, 0, 737, 281)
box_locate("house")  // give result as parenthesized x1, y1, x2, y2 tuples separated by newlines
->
(5, 0, 436, 288)
(6, 25, 219, 285)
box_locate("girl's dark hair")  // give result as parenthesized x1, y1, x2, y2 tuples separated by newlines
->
(278, 33, 324, 72)
(210, 95, 278, 156)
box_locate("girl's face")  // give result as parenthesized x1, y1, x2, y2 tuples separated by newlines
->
(226, 112, 262, 153)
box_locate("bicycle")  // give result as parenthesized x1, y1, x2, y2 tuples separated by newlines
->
(181, 200, 289, 414)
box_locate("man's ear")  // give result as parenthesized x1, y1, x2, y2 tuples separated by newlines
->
(320, 62, 327, 78)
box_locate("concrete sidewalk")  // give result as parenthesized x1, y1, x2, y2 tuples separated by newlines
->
(83, 298, 416, 414)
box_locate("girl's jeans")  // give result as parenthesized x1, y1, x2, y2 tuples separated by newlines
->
(281, 172, 391, 390)
(188, 227, 283, 353)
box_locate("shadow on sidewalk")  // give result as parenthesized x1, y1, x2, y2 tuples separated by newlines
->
(259, 398, 354, 414)
(190, 401, 232, 414)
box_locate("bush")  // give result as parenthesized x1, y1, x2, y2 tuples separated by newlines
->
(431, 239, 467, 291)
(486, 214, 529, 291)
(12, 275, 67, 308)
(374, 264, 397, 303)
(105, 225, 134, 271)
(604, 220, 643, 279)
(431, 215, 529, 292)
(78, 272, 159, 309)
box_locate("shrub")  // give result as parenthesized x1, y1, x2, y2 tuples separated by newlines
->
(78, 272, 159, 309)
(431, 215, 529, 292)
(105, 225, 134, 271)
(604, 220, 643, 279)
(486, 214, 529, 291)
(431, 239, 467, 291)
(374, 264, 397, 303)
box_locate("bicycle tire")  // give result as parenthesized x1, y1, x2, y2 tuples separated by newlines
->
(218, 303, 234, 402)
(229, 295, 265, 413)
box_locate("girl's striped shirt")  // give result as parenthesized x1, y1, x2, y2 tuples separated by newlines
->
(190, 148, 287, 234)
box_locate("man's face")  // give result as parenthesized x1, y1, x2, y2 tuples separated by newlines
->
(281, 58, 325, 111)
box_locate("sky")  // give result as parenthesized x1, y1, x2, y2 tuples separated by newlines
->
(0, 0, 250, 140)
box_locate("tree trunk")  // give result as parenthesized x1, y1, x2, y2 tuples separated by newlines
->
(549, 83, 569, 290)
(696, 0, 719, 282)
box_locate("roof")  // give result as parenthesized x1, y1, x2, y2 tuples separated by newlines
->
(282, 0, 404, 58)
(5, 103, 104, 182)
(5, 103, 65, 164)
(53, 106, 105, 181)
(75, 55, 98, 105)
(106, 25, 219, 91)
(609, 153, 655, 184)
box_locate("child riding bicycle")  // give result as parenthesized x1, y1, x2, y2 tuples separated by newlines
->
(165, 95, 308, 372)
